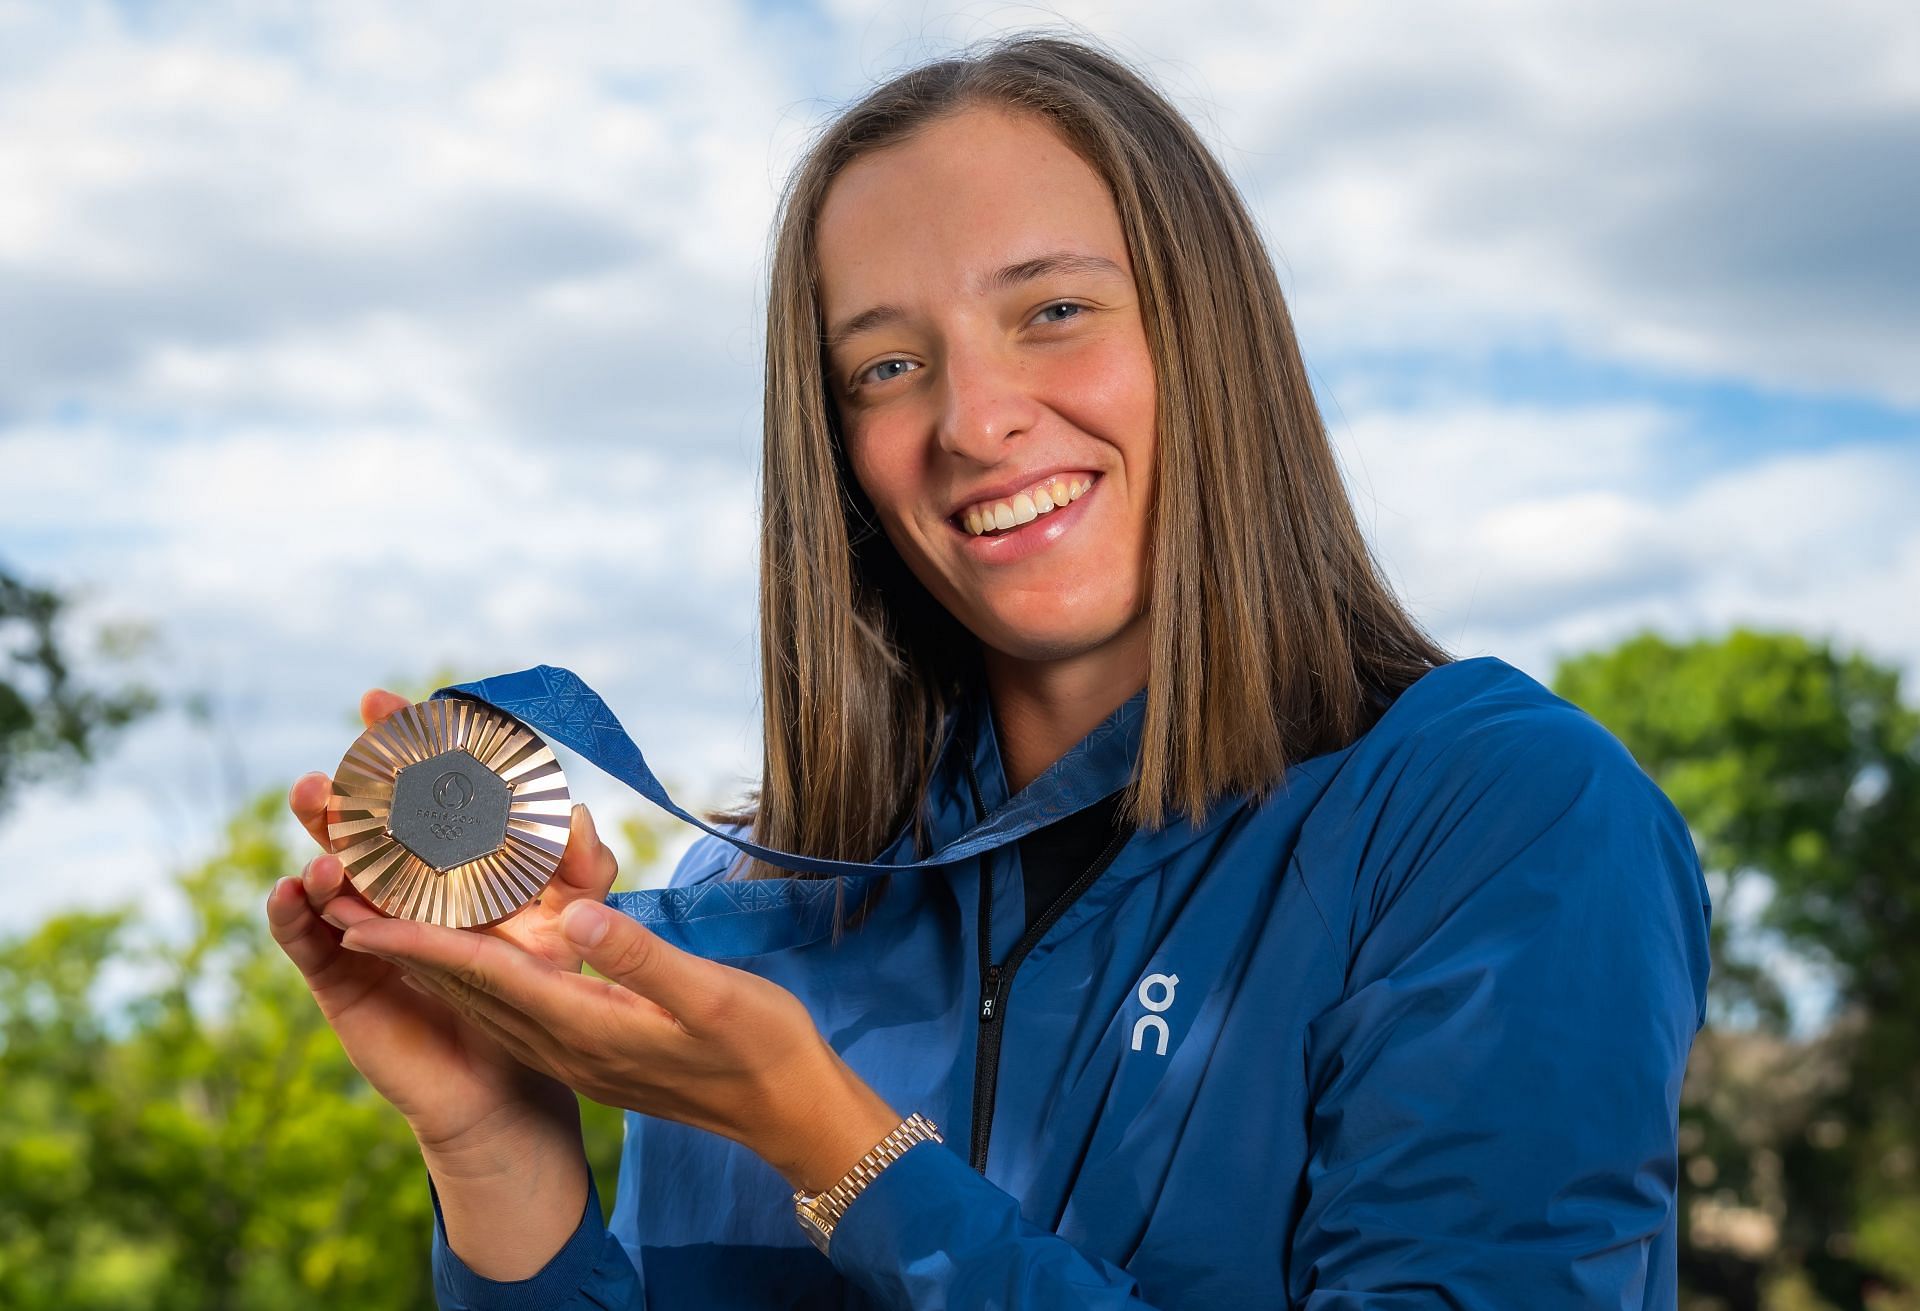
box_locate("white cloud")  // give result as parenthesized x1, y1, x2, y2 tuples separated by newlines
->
(0, 0, 800, 440)
(1334, 407, 1920, 683)
(1003, 0, 1920, 406)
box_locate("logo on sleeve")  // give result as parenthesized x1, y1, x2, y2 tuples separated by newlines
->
(1129, 972, 1179, 1057)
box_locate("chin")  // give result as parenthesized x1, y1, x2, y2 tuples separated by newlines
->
(969, 607, 1143, 665)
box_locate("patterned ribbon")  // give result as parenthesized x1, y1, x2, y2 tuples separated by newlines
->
(432, 664, 1143, 879)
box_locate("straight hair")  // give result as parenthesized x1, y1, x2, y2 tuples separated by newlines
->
(713, 33, 1449, 892)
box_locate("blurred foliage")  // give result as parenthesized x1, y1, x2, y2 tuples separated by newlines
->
(1557, 629, 1920, 1310)
(0, 783, 673, 1309)
(0, 562, 158, 818)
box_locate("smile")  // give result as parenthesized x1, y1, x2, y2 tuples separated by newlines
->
(946, 473, 1102, 563)
(953, 472, 1096, 537)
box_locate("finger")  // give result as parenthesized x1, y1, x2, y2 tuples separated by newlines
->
(288, 771, 334, 849)
(289, 687, 411, 848)
(541, 804, 620, 907)
(400, 967, 558, 1074)
(302, 853, 385, 931)
(288, 687, 414, 855)
(265, 874, 349, 980)
(560, 901, 734, 1033)
(360, 687, 411, 728)
(344, 915, 684, 1048)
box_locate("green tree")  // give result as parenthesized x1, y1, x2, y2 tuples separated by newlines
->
(0, 783, 673, 1309)
(1556, 630, 1920, 1310)
(0, 563, 156, 816)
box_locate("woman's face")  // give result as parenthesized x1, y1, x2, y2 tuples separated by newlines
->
(816, 105, 1157, 670)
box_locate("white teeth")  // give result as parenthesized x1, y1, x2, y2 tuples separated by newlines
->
(961, 474, 1096, 536)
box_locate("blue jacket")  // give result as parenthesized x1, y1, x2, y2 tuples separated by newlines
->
(429, 656, 1712, 1308)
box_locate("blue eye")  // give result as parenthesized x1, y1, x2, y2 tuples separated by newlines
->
(1035, 302, 1084, 324)
(856, 358, 920, 388)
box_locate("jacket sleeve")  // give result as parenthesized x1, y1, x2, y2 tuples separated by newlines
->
(427, 833, 749, 1310)
(431, 1168, 644, 1310)
(1286, 704, 1714, 1307)
(828, 1134, 1170, 1309)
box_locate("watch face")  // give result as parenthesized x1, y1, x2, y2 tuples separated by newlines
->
(326, 696, 572, 928)
(795, 1206, 833, 1256)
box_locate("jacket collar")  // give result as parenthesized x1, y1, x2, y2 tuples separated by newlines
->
(942, 678, 1149, 846)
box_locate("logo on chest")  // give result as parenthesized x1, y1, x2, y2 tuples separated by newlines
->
(1129, 972, 1180, 1057)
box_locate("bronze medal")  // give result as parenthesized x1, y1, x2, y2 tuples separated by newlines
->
(325, 696, 572, 928)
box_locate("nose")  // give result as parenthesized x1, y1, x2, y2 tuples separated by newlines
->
(934, 337, 1041, 464)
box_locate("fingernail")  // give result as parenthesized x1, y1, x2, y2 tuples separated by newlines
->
(563, 901, 609, 949)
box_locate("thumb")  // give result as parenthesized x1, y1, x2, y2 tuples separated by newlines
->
(562, 900, 725, 1026)
(544, 803, 619, 906)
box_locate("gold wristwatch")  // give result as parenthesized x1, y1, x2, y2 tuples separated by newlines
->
(792, 1112, 943, 1256)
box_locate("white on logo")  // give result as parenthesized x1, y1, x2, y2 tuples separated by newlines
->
(1129, 972, 1179, 1056)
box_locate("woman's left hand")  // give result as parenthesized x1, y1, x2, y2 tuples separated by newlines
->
(336, 898, 905, 1195)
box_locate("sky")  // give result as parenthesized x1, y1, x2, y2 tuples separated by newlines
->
(2, 0, 1916, 976)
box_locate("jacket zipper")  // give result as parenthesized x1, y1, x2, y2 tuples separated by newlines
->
(963, 748, 1132, 1174)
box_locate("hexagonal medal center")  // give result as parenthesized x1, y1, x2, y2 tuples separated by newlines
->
(388, 748, 511, 872)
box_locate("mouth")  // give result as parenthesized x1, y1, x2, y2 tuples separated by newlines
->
(945, 472, 1102, 561)
(949, 471, 1099, 538)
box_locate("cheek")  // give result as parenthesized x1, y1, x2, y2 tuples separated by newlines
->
(845, 427, 926, 543)
(1047, 334, 1158, 486)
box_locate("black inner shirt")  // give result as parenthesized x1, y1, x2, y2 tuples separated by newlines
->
(1015, 790, 1128, 938)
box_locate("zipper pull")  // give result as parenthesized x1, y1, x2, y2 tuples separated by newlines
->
(980, 965, 1001, 1022)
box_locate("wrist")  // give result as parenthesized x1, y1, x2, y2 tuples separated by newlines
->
(426, 1132, 591, 1283)
(755, 1042, 904, 1194)
(789, 1111, 944, 1258)
(417, 1095, 583, 1181)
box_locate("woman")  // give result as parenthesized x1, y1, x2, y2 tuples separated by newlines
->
(269, 35, 1711, 1309)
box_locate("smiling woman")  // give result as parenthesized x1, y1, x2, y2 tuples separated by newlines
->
(738, 41, 1455, 885)
(270, 30, 1710, 1311)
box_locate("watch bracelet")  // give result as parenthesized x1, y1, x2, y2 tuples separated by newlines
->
(801, 1111, 943, 1228)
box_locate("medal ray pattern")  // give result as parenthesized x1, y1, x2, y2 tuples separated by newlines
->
(326, 697, 572, 928)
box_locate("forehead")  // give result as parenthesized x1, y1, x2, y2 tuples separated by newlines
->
(815, 106, 1130, 316)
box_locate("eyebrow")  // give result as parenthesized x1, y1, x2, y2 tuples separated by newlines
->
(822, 250, 1128, 352)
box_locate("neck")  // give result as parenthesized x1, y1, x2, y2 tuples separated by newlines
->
(982, 618, 1149, 795)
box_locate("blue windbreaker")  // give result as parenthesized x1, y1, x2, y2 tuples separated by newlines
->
(429, 656, 1712, 1308)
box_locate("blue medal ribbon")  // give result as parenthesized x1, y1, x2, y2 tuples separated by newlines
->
(432, 665, 1143, 879)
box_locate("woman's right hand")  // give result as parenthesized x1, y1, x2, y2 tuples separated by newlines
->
(266, 686, 622, 1169)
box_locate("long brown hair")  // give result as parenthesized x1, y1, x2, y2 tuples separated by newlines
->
(713, 33, 1448, 882)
